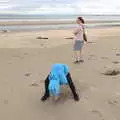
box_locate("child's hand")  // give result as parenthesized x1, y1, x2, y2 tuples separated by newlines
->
(54, 96, 60, 102)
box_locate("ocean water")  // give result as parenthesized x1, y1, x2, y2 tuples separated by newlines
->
(0, 14, 120, 21)
(0, 23, 120, 31)
(0, 14, 120, 31)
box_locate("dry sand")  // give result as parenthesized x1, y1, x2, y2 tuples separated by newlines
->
(0, 27, 120, 120)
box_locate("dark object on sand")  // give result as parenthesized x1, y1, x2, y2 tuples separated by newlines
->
(103, 70, 120, 76)
(74, 60, 84, 64)
(2, 30, 8, 33)
(116, 53, 120, 56)
(37, 36, 48, 39)
(112, 61, 120, 64)
(65, 37, 74, 39)
(24, 73, 31, 77)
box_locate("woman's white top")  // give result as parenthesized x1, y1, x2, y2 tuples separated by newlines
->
(74, 24, 85, 41)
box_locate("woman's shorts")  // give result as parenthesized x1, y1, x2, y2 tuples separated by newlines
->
(73, 40, 84, 51)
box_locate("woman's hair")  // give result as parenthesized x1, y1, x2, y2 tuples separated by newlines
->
(77, 17, 85, 24)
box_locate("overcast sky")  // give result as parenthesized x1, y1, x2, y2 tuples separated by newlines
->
(0, 0, 120, 14)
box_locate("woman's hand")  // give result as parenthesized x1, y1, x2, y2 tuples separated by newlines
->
(74, 32, 78, 35)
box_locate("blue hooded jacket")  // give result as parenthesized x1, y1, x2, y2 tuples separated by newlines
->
(48, 64, 69, 96)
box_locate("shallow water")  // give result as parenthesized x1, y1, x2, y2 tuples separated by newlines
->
(0, 22, 120, 31)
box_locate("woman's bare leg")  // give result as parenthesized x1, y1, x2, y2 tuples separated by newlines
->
(73, 51, 78, 62)
(78, 48, 84, 62)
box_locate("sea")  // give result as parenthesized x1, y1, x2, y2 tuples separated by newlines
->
(0, 14, 120, 31)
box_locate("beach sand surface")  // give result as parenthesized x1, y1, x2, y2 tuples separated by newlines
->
(0, 27, 120, 120)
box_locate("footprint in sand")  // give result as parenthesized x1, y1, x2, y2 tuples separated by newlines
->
(40, 43, 44, 46)
(108, 99, 119, 106)
(103, 69, 120, 76)
(90, 54, 96, 57)
(101, 57, 108, 60)
(107, 93, 120, 107)
(23, 53, 29, 56)
(88, 54, 97, 60)
(12, 55, 24, 59)
(12, 55, 20, 58)
(116, 53, 120, 56)
(52, 89, 75, 104)
(30, 82, 39, 87)
(112, 48, 118, 51)
(107, 97, 120, 106)
(39, 80, 45, 83)
(24, 73, 31, 77)
(8, 62, 12, 64)
(90, 109, 104, 120)
(112, 61, 120, 64)
(4, 99, 8, 104)
(56, 92, 73, 104)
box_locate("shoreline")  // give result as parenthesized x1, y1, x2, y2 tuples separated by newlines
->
(0, 22, 120, 32)
(0, 26, 120, 33)
(0, 20, 120, 26)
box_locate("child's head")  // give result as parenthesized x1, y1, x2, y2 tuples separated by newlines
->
(76, 17, 85, 24)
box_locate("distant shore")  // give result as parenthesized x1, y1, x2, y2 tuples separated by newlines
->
(0, 20, 120, 26)
(0, 20, 120, 32)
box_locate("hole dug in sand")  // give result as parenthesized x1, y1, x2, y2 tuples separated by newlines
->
(103, 69, 120, 76)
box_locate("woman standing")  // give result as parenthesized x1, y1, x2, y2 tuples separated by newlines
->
(73, 17, 87, 63)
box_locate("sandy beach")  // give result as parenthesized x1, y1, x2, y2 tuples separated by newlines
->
(0, 27, 120, 120)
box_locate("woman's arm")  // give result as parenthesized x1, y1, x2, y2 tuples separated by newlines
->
(73, 27, 81, 35)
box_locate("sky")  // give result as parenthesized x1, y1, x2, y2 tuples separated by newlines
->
(0, 0, 120, 15)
